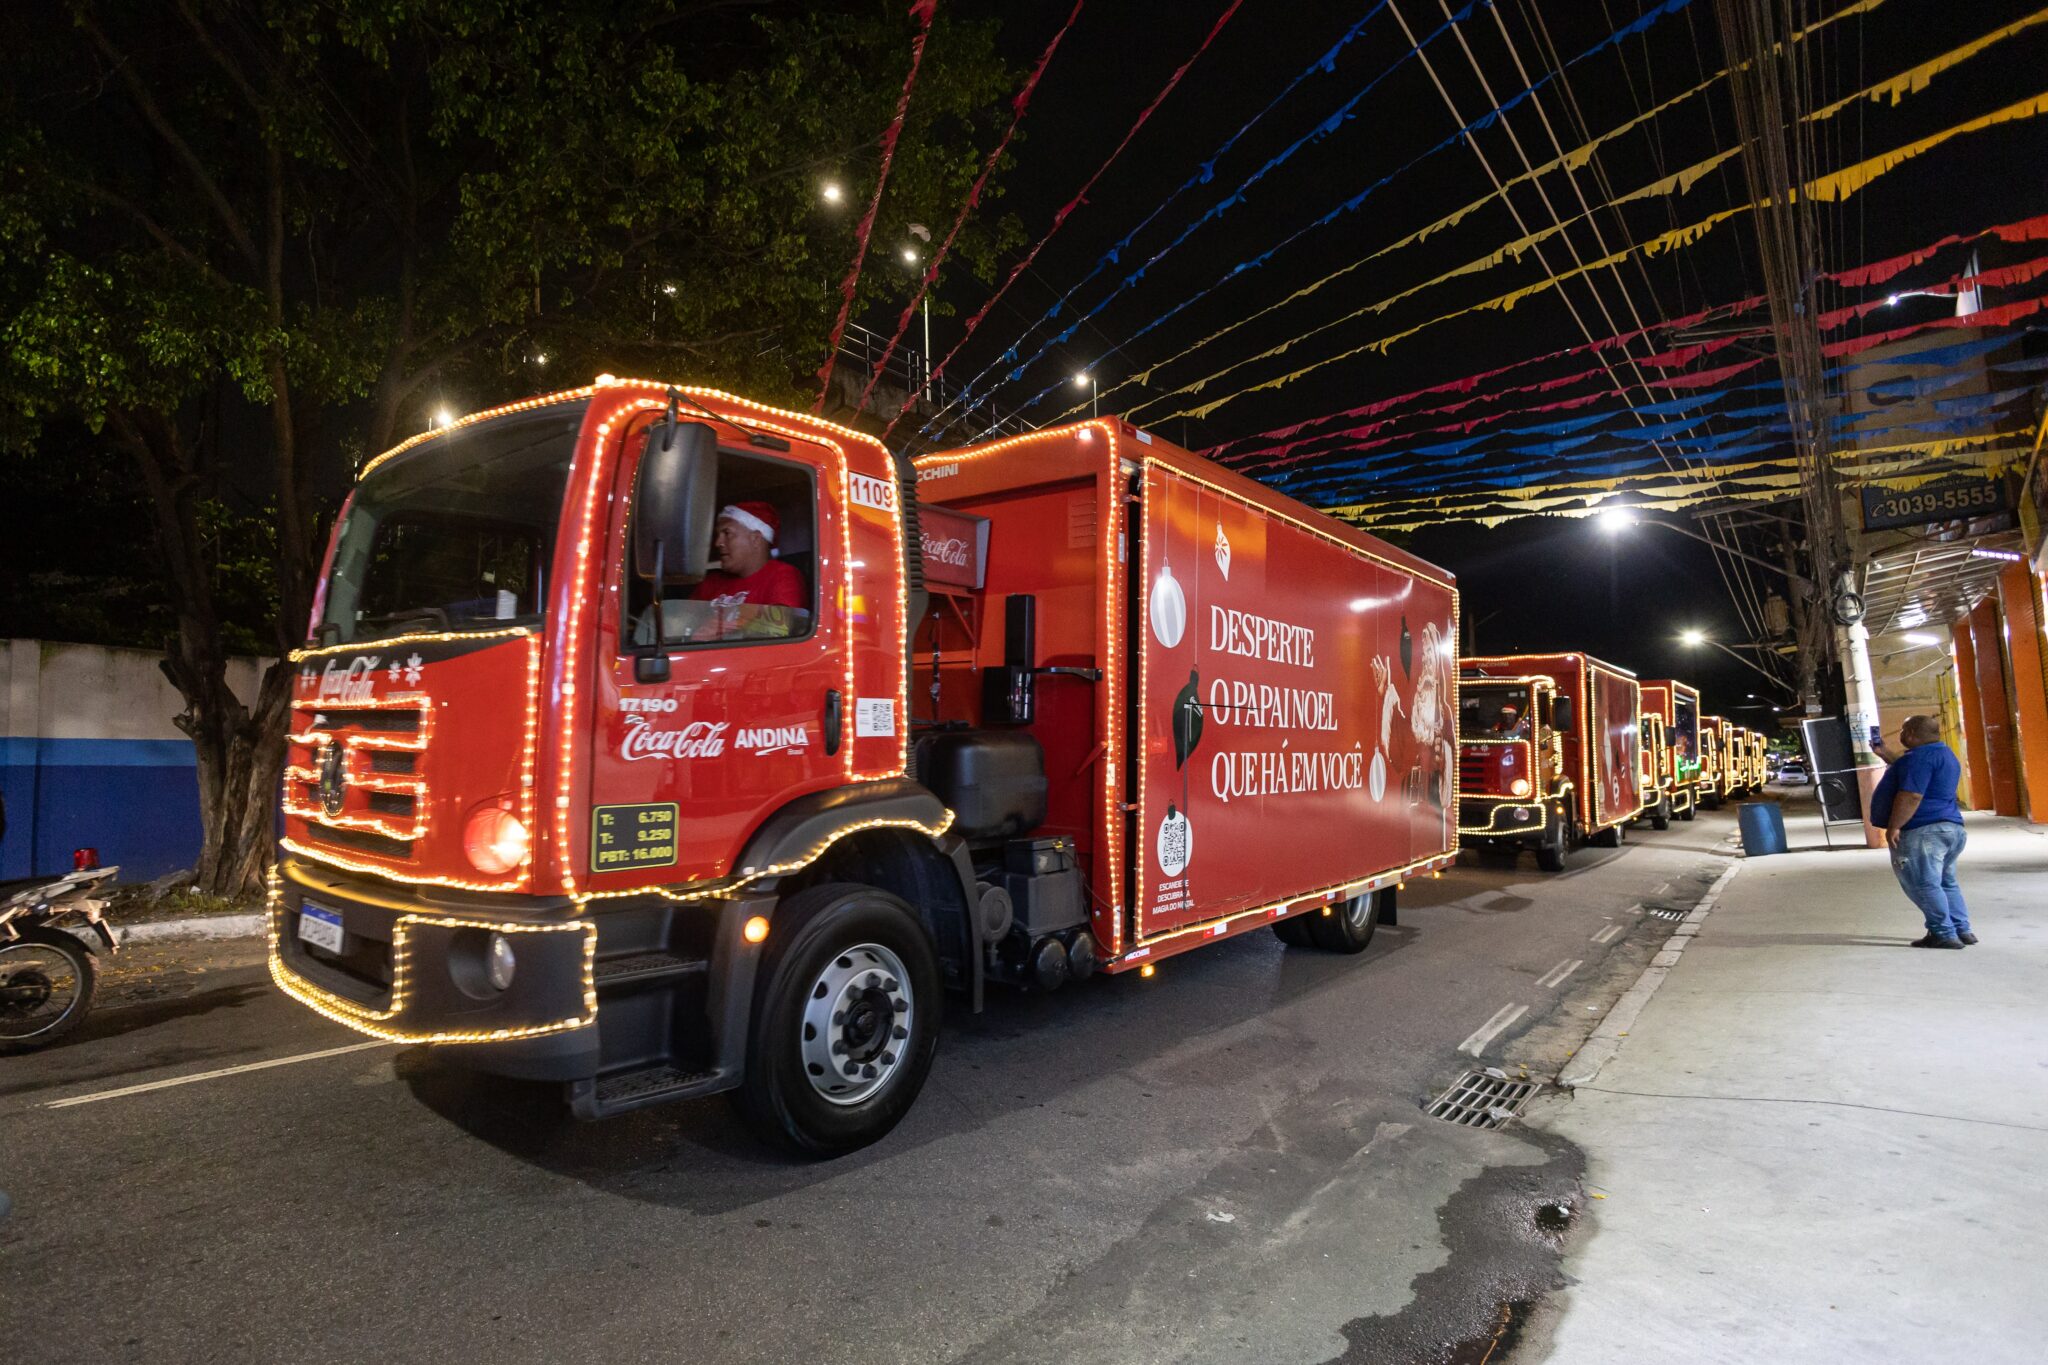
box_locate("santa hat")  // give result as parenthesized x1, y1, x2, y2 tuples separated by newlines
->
(720, 501, 779, 544)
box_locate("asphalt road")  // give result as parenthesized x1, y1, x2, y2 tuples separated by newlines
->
(0, 809, 1746, 1365)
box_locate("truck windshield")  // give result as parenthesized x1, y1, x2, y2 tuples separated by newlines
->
(317, 405, 584, 644)
(1460, 685, 1532, 739)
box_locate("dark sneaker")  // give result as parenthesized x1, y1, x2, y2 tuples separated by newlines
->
(1909, 935, 1964, 949)
(1957, 932, 1979, 945)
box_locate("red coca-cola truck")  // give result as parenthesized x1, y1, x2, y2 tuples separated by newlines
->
(270, 380, 1459, 1153)
(1638, 678, 1703, 826)
(1457, 653, 1643, 870)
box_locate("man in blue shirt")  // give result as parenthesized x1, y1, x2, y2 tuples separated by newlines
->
(1869, 715, 1972, 948)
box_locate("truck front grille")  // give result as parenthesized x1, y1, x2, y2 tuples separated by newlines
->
(284, 696, 432, 864)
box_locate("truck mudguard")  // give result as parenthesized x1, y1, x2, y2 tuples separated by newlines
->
(738, 778, 982, 1003)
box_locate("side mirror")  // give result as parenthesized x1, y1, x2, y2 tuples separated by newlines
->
(634, 419, 719, 582)
(1549, 695, 1575, 733)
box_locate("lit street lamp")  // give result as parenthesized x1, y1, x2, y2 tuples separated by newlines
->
(1599, 509, 1811, 588)
(1679, 627, 1791, 689)
(1074, 370, 1098, 417)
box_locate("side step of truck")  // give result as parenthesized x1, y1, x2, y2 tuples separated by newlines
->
(572, 942, 737, 1119)
(568, 1063, 734, 1119)
(592, 951, 708, 991)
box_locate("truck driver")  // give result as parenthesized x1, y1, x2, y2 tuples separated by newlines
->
(636, 500, 808, 645)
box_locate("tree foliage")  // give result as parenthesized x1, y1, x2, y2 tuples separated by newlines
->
(0, 0, 1020, 891)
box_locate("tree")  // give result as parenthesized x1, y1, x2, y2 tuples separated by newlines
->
(0, 0, 1019, 895)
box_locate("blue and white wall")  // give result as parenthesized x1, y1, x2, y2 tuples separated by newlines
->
(1, 640, 266, 880)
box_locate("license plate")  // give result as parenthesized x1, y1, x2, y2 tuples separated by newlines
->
(297, 904, 345, 954)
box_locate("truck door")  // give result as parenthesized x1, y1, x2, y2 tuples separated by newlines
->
(586, 416, 847, 887)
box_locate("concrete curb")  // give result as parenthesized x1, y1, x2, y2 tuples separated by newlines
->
(1558, 848, 1743, 1089)
(116, 913, 265, 944)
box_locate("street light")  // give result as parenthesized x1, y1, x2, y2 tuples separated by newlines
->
(431, 407, 455, 430)
(821, 181, 844, 205)
(1679, 627, 1789, 688)
(1599, 510, 1811, 588)
(1074, 371, 1098, 418)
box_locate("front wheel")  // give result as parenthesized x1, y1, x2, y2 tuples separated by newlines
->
(1650, 799, 1671, 832)
(0, 926, 99, 1054)
(1535, 809, 1572, 872)
(1679, 801, 1696, 822)
(734, 883, 942, 1158)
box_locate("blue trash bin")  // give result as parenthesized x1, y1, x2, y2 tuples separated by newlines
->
(1737, 800, 1787, 856)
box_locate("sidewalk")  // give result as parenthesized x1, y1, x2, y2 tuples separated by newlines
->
(1523, 792, 2048, 1364)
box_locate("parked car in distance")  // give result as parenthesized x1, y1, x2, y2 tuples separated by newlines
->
(1777, 756, 1811, 784)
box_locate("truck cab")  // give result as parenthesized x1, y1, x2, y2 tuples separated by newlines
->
(1455, 675, 1573, 870)
(1638, 679, 1702, 826)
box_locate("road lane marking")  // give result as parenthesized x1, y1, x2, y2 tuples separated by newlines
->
(1458, 1003, 1529, 1056)
(1591, 923, 1624, 944)
(1536, 958, 1584, 990)
(42, 1041, 391, 1110)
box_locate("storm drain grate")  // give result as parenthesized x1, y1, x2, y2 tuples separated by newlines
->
(1425, 1070, 1540, 1129)
(1645, 904, 1690, 922)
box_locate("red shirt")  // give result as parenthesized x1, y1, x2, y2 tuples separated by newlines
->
(689, 560, 806, 610)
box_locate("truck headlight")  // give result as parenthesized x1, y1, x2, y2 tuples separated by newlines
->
(464, 806, 531, 874)
(1510, 778, 1531, 796)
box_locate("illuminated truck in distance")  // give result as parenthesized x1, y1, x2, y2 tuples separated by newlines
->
(1456, 653, 1643, 871)
(1638, 679, 1703, 826)
(1719, 723, 1762, 801)
(1697, 715, 1730, 807)
(1744, 727, 1771, 790)
(269, 380, 1459, 1154)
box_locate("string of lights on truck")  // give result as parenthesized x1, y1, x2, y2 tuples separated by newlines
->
(565, 811, 957, 906)
(264, 866, 599, 1045)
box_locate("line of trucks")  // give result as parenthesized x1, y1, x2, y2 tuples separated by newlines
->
(269, 380, 1776, 1154)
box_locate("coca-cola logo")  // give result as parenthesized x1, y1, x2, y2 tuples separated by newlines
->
(921, 534, 970, 568)
(317, 657, 380, 704)
(620, 717, 729, 761)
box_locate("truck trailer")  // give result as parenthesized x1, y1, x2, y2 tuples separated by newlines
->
(1457, 653, 1643, 870)
(268, 381, 1460, 1154)
(1638, 678, 1702, 825)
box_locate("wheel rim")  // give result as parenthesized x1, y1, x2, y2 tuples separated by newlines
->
(800, 942, 914, 1106)
(1342, 893, 1374, 931)
(0, 942, 84, 1041)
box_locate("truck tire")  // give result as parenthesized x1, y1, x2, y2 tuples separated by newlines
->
(1535, 809, 1571, 872)
(733, 882, 942, 1158)
(1305, 890, 1381, 954)
(1649, 800, 1671, 832)
(1588, 820, 1624, 848)
(0, 926, 99, 1054)
(1679, 802, 1696, 822)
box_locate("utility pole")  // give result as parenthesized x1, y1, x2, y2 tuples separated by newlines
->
(1714, 0, 1863, 741)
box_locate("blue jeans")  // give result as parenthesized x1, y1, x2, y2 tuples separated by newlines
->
(1893, 822, 1971, 939)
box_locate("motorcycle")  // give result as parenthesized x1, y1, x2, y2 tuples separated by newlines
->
(0, 865, 119, 1053)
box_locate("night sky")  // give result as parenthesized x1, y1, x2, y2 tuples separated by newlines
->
(916, 0, 2048, 717)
